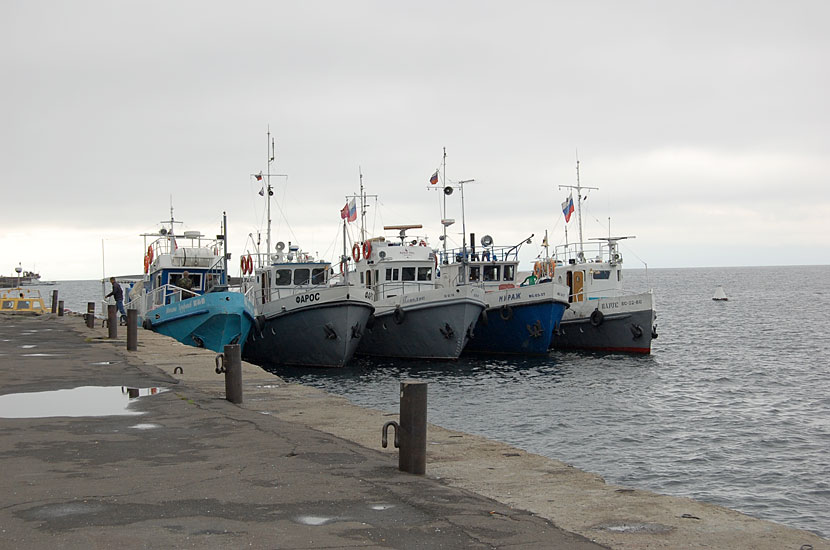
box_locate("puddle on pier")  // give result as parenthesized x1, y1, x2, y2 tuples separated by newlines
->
(0, 386, 168, 418)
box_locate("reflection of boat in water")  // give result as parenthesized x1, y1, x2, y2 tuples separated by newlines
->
(550, 159, 657, 354)
(126, 211, 255, 353)
(0, 264, 42, 288)
(712, 286, 728, 301)
(0, 287, 48, 314)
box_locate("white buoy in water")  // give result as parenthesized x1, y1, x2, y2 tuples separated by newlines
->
(712, 286, 728, 301)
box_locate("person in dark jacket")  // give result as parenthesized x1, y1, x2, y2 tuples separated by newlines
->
(105, 277, 127, 323)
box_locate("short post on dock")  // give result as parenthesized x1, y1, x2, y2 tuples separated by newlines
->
(215, 344, 242, 404)
(382, 380, 427, 475)
(126, 309, 138, 351)
(85, 302, 95, 328)
(107, 304, 117, 338)
(51, 290, 59, 314)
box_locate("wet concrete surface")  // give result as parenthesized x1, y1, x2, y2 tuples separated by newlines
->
(0, 316, 605, 549)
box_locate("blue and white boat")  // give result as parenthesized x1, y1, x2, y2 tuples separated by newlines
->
(126, 212, 255, 353)
(437, 234, 569, 355)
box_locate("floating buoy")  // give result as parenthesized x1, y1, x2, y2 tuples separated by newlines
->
(712, 286, 728, 301)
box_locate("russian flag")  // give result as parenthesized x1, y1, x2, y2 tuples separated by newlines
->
(340, 202, 349, 220)
(561, 193, 574, 223)
(347, 198, 357, 222)
(430, 170, 439, 185)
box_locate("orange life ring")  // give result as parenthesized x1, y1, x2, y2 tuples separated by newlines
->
(419, 240, 426, 247)
(240, 255, 247, 274)
(339, 259, 346, 274)
(246, 254, 253, 274)
(533, 261, 542, 278)
(352, 243, 361, 262)
(147, 245, 154, 263)
(144, 254, 150, 274)
(362, 240, 372, 259)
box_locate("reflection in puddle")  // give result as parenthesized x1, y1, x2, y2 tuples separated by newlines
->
(20, 345, 36, 349)
(295, 516, 334, 526)
(370, 504, 394, 510)
(130, 423, 161, 430)
(23, 353, 62, 357)
(0, 386, 167, 418)
(91, 361, 118, 365)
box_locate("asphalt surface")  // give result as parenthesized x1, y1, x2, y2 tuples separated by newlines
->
(0, 315, 606, 549)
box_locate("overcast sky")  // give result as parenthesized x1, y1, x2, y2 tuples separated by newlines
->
(2, 1, 828, 280)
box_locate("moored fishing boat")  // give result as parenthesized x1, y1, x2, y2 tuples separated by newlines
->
(0, 264, 42, 288)
(126, 211, 255, 353)
(353, 224, 485, 359)
(550, 159, 657, 354)
(239, 131, 374, 368)
(437, 235, 570, 355)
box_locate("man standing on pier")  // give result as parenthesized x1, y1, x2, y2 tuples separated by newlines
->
(105, 277, 126, 324)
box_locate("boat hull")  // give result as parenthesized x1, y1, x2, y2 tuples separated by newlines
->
(465, 286, 568, 355)
(244, 296, 374, 368)
(142, 292, 254, 353)
(552, 291, 656, 354)
(357, 287, 485, 360)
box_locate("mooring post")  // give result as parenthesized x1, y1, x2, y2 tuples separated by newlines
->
(215, 344, 242, 404)
(107, 304, 117, 338)
(51, 290, 59, 313)
(399, 380, 427, 475)
(86, 302, 95, 328)
(58, 300, 64, 316)
(126, 309, 138, 351)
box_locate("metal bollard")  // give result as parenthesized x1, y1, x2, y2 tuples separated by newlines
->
(86, 302, 95, 328)
(107, 304, 117, 338)
(51, 290, 59, 313)
(58, 300, 64, 316)
(126, 309, 138, 351)
(381, 380, 427, 475)
(215, 344, 242, 404)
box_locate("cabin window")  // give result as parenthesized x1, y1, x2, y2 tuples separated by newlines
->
(360, 272, 364, 284)
(274, 269, 292, 286)
(401, 267, 416, 281)
(469, 266, 480, 281)
(366, 270, 372, 287)
(417, 267, 432, 281)
(311, 268, 326, 284)
(2, 300, 14, 309)
(483, 265, 499, 281)
(293, 269, 310, 285)
(385, 268, 399, 281)
(593, 270, 611, 280)
(16, 301, 31, 309)
(502, 265, 515, 281)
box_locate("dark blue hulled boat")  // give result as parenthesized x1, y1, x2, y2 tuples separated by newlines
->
(126, 212, 255, 353)
(437, 235, 569, 355)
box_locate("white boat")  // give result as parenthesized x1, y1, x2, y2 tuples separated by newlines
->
(550, 159, 657, 354)
(239, 131, 374, 368)
(353, 224, 485, 360)
(712, 286, 728, 301)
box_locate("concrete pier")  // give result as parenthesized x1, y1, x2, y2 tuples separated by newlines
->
(1, 315, 827, 550)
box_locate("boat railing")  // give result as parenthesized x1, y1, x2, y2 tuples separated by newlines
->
(553, 241, 622, 265)
(439, 245, 519, 266)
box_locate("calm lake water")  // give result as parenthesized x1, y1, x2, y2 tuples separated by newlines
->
(40, 266, 830, 537)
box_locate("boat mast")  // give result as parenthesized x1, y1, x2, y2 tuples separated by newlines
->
(558, 154, 598, 261)
(441, 148, 448, 263)
(266, 128, 274, 264)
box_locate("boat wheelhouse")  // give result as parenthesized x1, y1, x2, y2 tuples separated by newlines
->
(0, 287, 48, 314)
